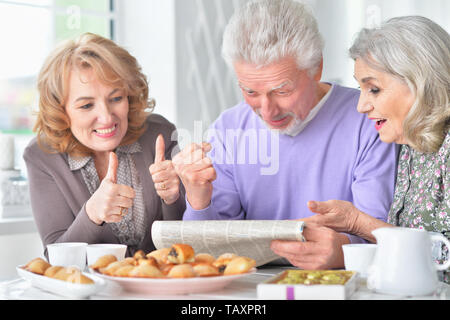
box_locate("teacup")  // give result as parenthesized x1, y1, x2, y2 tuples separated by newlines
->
(47, 242, 88, 270)
(86, 243, 127, 267)
(342, 243, 377, 277)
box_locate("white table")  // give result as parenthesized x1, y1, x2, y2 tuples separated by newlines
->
(1, 267, 449, 300)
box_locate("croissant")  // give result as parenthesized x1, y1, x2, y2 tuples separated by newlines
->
(167, 244, 195, 264)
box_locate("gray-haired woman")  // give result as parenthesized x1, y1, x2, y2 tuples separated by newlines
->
(305, 16, 450, 282)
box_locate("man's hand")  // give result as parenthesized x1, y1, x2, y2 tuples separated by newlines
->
(270, 223, 349, 270)
(172, 142, 216, 210)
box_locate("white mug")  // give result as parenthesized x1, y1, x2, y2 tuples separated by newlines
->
(47, 242, 88, 270)
(342, 243, 377, 277)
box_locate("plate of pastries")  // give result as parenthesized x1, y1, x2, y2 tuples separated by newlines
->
(89, 243, 257, 295)
(17, 258, 105, 299)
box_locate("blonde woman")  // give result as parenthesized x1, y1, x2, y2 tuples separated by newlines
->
(24, 33, 185, 257)
(304, 16, 450, 282)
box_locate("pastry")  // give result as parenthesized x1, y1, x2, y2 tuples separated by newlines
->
(113, 265, 135, 277)
(66, 273, 94, 284)
(90, 254, 117, 270)
(24, 258, 51, 275)
(128, 264, 164, 278)
(158, 263, 175, 276)
(213, 253, 238, 272)
(43, 266, 64, 278)
(167, 263, 196, 278)
(52, 266, 81, 281)
(192, 263, 220, 277)
(100, 260, 131, 276)
(167, 244, 195, 264)
(133, 250, 146, 260)
(146, 248, 171, 265)
(223, 257, 256, 275)
(194, 253, 216, 264)
(137, 256, 158, 267)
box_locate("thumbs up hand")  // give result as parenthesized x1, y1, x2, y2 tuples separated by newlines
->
(86, 152, 136, 225)
(149, 134, 181, 205)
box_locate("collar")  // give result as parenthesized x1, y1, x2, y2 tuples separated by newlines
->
(68, 141, 142, 171)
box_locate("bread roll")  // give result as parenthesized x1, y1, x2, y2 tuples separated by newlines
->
(167, 264, 196, 278)
(167, 244, 195, 264)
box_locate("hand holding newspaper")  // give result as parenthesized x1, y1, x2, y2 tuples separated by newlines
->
(151, 220, 305, 267)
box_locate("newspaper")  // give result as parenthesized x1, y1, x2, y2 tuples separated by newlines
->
(151, 220, 305, 267)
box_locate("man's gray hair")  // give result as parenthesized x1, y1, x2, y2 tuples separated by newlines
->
(222, 0, 324, 75)
(350, 15, 450, 153)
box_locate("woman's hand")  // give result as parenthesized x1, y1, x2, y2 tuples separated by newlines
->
(86, 152, 136, 225)
(304, 200, 360, 234)
(304, 200, 392, 243)
(149, 134, 181, 205)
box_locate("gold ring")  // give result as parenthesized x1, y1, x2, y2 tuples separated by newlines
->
(119, 207, 127, 216)
(161, 183, 167, 190)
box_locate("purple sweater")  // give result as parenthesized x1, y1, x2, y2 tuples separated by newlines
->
(183, 84, 399, 243)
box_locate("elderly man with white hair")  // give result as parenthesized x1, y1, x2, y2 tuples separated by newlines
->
(173, 0, 398, 269)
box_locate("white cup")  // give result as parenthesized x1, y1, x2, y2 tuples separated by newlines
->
(86, 244, 127, 267)
(47, 242, 88, 270)
(342, 243, 377, 277)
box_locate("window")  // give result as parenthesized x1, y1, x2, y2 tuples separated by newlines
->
(0, 0, 116, 134)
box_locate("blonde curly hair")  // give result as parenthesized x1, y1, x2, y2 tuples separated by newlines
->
(34, 32, 154, 157)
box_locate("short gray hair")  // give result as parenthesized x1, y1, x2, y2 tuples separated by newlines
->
(222, 0, 324, 75)
(350, 16, 450, 153)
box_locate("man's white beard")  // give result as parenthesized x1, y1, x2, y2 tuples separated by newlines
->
(256, 111, 309, 137)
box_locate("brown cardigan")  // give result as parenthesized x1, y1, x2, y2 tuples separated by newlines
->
(23, 114, 186, 257)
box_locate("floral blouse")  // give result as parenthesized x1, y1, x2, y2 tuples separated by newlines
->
(388, 129, 450, 283)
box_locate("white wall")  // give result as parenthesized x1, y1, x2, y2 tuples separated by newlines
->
(0, 232, 43, 281)
(115, 0, 177, 126)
